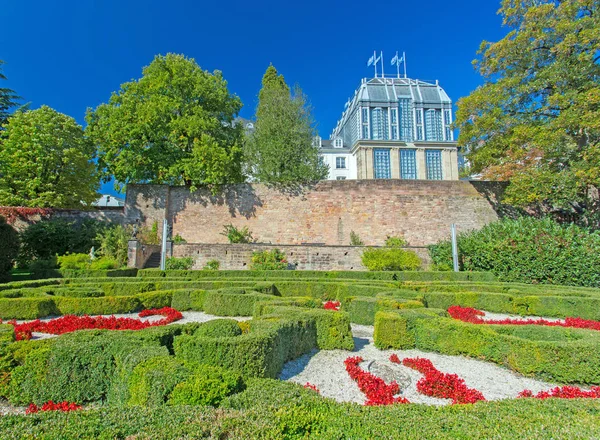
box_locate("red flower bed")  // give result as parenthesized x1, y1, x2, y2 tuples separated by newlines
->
(26, 400, 81, 414)
(448, 305, 600, 332)
(399, 356, 486, 404)
(344, 356, 409, 406)
(323, 301, 340, 311)
(10, 307, 183, 341)
(303, 383, 320, 394)
(518, 386, 600, 400)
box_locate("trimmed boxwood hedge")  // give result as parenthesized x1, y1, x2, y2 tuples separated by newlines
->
(0, 297, 57, 320)
(373, 309, 600, 384)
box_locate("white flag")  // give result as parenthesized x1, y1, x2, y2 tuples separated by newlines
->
(375, 55, 381, 64)
(398, 55, 404, 63)
(367, 55, 375, 66)
(391, 54, 398, 65)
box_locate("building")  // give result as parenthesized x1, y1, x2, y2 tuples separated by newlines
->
(314, 137, 357, 180)
(321, 76, 459, 181)
(93, 194, 125, 208)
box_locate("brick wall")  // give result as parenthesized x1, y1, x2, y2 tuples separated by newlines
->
(172, 243, 432, 271)
(124, 180, 502, 247)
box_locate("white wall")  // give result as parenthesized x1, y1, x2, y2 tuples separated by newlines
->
(321, 152, 357, 180)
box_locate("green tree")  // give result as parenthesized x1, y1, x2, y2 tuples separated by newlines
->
(245, 65, 328, 184)
(86, 53, 244, 191)
(0, 60, 21, 127)
(0, 106, 99, 208)
(455, 0, 600, 225)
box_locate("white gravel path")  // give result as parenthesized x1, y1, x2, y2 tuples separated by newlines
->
(280, 323, 559, 406)
(481, 311, 564, 323)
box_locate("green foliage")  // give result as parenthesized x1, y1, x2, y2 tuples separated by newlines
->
(245, 65, 328, 184)
(96, 225, 129, 266)
(204, 259, 220, 270)
(53, 295, 140, 316)
(128, 356, 189, 406)
(89, 257, 120, 270)
(454, 1, 600, 225)
(165, 257, 194, 270)
(171, 289, 206, 311)
(221, 224, 254, 243)
(344, 296, 424, 325)
(0, 217, 19, 282)
(138, 221, 160, 245)
(19, 218, 108, 262)
(57, 253, 90, 270)
(168, 364, 244, 407)
(172, 234, 187, 244)
(86, 53, 244, 190)
(428, 217, 600, 287)
(0, 60, 21, 127)
(250, 249, 287, 270)
(203, 291, 276, 316)
(385, 236, 407, 248)
(194, 319, 243, 338)
(0, 106, 99, 208)
(349, 230, 364, 246)
(0, 298, 56, 320)
(361, 247, 421, 271)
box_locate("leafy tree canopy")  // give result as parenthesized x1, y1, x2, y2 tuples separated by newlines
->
(0, 60, 21, 127)
(455, 0, 600, 225)
(245, 65, 328, 184)
(86, 53, 244, 191)
(0, 106, 99, 208)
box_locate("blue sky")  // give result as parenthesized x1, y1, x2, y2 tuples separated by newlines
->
(1, 0, 507, 194)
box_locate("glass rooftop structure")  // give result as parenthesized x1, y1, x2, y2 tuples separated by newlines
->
(330, 77, 455, 149)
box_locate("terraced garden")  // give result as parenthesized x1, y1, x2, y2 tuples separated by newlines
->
(1, 269, 600, 439)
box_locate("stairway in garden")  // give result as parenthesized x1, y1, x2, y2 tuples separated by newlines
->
(144, 252, 161, 268)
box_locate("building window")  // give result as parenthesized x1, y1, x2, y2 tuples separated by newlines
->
(425, 149, 443, 180)
(391, 109, 397, 124)
(398, 98, 413, 142)
(400, 149, 417, 180)
(425, 109, 443, 141)
(373, 148, 391, 179)
(444, 109, 452, 125)
(416, 126, 423, 141)
(361, 108, 369, 139)
(370, 107, 389, 140)
(445, 127, 452, 141)
(334, 138, 343, 148)
(336, 176, 346, 180)
(336, 157, 346, 169)
(391, 126, 398, 140)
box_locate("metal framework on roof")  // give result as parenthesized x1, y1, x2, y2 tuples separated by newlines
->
(330, 76, 455, 147)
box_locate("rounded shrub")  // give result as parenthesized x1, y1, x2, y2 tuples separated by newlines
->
(167, 364, 244, 407)
(194, 319, 243, 338)
(361, 248, 421, 271)
(128, 356, 189, 406)
(428, 217, 600, 287)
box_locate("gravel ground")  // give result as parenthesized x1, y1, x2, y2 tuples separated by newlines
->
(280, 323, 559, 406)
(481, 311, 564, 323)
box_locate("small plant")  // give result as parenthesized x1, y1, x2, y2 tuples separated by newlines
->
(203, 259, 220, 271)
(165, 257, 194, 270)
(172, 234, 187, 244)
(384, 236, 407, 248)
(350, 231, 364, 246)
(221, 224, 254, 244)
(57, 253, 91, 270)
(250, 249, 287, 270)
(96, 225, 129, 267)
(138, 221, 160, 245)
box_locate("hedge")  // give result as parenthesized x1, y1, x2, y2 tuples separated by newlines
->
(171, 289, 207, 311)
(344, 295, 424, 325)
(203, 291, 278, 316)
(373, 310, 600, 384)
(3, 388, 599, 439)
(138, 269, 496, 282)
(0, 297, 57, 320)
(53, 296, 141, 316)
(175, 316, 317, 378)
(31, 268, 139, 279)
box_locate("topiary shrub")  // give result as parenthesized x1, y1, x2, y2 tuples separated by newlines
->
(167, 364, 244, 406)
(361, 247, 421, 271)
(194, 319, 243, 338)
(0, 217, 19, 282)
(165, 257, 194, 270)
(128, 356, 189, 406)
(250, 249, 287, 270)
(57, 253, 90, 270)
(428, 217, 600, 287)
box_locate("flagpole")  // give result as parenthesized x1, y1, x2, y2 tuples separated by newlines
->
(373, 50, 377, 78)
(403, 51, 407, 78)
(396, 51, 400, 78)
(380, 51, 385, 78)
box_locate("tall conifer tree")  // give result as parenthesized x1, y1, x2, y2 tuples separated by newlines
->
(246, 65, 328, 184)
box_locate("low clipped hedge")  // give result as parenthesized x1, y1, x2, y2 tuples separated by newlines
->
(175, 316, 317, 378)
(138, 269, 496, 282)
(171, 289, 207, 311)
(53, 296, 141, 316)
(0, 298, 57, 320)
(373, 309, 600, 384)
(203, 291, 278, 316)
(344, 295, 424, 325)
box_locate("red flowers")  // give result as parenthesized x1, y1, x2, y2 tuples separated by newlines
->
(401, 356, 486, 404)
(344, 356, 409, 406)
(11, 307, 183, 341)
(448, 305, 600, 331)
(323, 301, 341, 311)
(26, 400, 81, 414)
(518, 386, 600, 400)
(303, 383, 320, 393)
